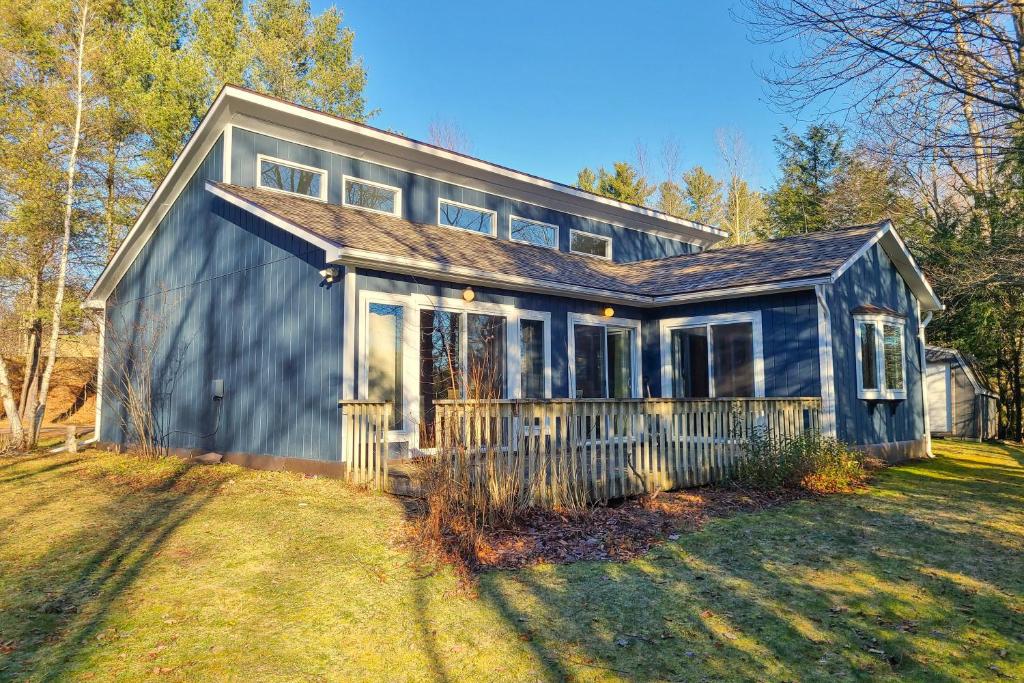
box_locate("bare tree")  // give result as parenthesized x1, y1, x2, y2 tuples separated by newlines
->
(427, 117, 473, 154)
(743, 0, 1024, 196)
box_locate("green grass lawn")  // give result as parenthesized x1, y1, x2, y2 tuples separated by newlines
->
(1, 440, 1021, 682)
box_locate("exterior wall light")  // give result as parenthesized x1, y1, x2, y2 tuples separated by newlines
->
(603, 306, 615, 317)
(319, 266, 340, 283)
(463, 287, 476, 302)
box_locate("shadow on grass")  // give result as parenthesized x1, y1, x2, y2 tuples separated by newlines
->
(0, 451, 234, 682)
(470, 441, 1024, 681)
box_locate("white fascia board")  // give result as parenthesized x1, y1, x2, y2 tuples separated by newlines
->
(86, 89, 235, 307)
(649, 277, 828, 306)
(830, 221, 943, 312)
(224, 88, 727, 244)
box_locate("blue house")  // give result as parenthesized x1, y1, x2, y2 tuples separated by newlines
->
(87, 86, 943, 476)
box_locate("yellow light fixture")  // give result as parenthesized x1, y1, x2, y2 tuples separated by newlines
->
(603, 306, 615, 317)
(463, 286, 476, 302)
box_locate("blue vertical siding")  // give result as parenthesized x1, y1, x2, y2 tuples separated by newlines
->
(103, 136, 345, 461)
(231, 128, 697, 262)
(827, 243, 925, 446)
(641, 292, 822, 399)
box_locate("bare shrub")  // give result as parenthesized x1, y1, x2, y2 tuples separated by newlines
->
(101, 290, 193, 458)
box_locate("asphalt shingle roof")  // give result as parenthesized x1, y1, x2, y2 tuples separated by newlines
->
(211, 182, 885, 299)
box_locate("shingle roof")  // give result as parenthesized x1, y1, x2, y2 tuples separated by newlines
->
(210, 182, 886, 299)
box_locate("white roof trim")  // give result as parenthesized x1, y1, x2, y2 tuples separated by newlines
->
(831, 221, 943, 312)
(86, 89, 234, 307)
(86, 85, 725, 307)
(220, 87, 727, 241)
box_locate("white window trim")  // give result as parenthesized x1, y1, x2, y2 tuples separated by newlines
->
(658, 312, 766, 398)
(436, 198, 497, 237)
(569, 229, 613, 260)
(568, 312, 642, 399)
(342, 175, 402, 217)
(358, 291, 419, 441)
(518, 311, 553, 399)
(356, 291, 552, 450)
(854, 313, 908, 400)
(255, 153, 328, 201)
(509, 214, 560, 249)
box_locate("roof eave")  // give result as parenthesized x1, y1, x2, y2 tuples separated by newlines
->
(830, 220, 943, 312)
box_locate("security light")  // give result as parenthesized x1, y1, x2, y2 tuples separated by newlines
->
(319, 267, 340, 283)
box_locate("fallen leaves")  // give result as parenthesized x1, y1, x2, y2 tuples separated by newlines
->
(458, 486, 806, 570)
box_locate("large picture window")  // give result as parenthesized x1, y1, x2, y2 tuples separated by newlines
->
(854, 314, 906, 399)
(418, 308, 508, 446)
(520, 318, 547, 398)
(660, 313, 764, 398)
(570, 315, 640, 399)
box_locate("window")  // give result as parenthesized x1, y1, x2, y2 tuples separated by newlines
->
(520, 319, 547, 399)
(418, 308, 508, 446)
(570, 315, 640, 399)
(343, 177, 401, 216)
(366, 303, 404, 430)
(670, 327, 710, 398)
(511, 216, 558, 249)
(660, 313, 764, 398)
(467, 313, 506, 399)
(257, 155, 326, 200)
(569, 230, 611, 259)
(855, 315, 906, 399)
(438, 199, 496, 235)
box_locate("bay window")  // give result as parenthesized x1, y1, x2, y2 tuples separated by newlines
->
(854, 314, 906, 399)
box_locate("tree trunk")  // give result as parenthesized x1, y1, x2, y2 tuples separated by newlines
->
(0, 357, 26, 449)
(30, 0, 90, 446)
(105, 149, 118, 260)
(18, 270, 42, 421)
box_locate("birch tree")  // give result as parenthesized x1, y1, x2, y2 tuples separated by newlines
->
(26, 0, 93, 444)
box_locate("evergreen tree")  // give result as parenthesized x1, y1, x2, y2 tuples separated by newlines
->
(657, 180, 685, 217)
(681, 165, 724, 226)
(766, 124, 848, 235)
(575, 162, 654, 206)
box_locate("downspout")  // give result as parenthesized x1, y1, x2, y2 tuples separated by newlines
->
(814, 285, 838, 438)
(919, 307, 934, 456)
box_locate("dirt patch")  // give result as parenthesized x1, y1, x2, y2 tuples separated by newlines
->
(406, 487, 809, 573)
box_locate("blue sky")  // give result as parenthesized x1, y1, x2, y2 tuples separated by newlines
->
(325, 1, 802, 191)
